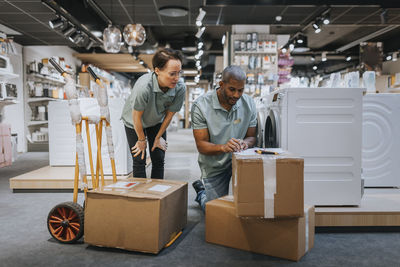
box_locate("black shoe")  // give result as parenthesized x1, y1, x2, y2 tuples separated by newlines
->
(192, 179, 205, 194)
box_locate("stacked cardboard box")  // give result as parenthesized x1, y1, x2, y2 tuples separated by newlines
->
(85, 178, 187, 254)
(206, 148, 314, 261)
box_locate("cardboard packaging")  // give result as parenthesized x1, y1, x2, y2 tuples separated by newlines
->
(84, 178, 188, 254)
(232, 148, 304, 218)
(206, 196, 314, 261)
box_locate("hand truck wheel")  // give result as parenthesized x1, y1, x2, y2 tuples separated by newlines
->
(47, 201, 84, 244)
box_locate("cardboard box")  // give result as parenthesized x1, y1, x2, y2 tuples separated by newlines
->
(206, 196, 314, 261)
(84, 178, 188, 254)
(232, 148, 304, 218)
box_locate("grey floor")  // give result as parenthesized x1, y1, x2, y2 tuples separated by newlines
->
(1, 129, 400, 267)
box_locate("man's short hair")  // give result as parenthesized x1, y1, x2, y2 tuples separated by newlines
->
(222, 65, 246, 83)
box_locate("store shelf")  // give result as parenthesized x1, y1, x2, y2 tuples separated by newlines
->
(28, 120, 48, 126)
(0, 70, 19, 81)
(27, 73, 65, 85)
(0, 99, 18, 108)
(234, 51, 277, 55)
(27, 97, 58, 103)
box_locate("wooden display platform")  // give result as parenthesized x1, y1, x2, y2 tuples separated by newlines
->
(9, 166, 130, 190)
(315, 189, 400, 227)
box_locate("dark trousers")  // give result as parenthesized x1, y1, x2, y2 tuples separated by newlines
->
(124, 124, 166, 179)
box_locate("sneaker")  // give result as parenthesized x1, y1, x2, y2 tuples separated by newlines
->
(192, 179, 205, 194)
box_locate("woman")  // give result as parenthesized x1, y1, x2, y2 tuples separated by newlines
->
(121, 48, 185, 179)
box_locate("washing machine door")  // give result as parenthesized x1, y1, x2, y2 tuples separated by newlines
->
(256, 111, 264, 147)
(264, 109, 280, 148)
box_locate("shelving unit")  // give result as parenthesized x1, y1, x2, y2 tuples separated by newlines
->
(25, 72, 66, 152)
(230, 32, 278, 96)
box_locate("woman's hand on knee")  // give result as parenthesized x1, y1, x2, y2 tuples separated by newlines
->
(152, 137, 167, 152)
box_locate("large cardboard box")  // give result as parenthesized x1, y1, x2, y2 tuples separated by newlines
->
(232, 149, 304, 218)
(206, 196, 314, 261)
(84, 178, 187, 254)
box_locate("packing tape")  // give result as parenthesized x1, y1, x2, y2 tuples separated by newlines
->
(305, 209, 309, 253)
(262, 157, 276, 218)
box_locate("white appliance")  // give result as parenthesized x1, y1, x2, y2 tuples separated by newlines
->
(264, 87, 364, 206)
(48, 98, 132, 175)
(362, 93, 400, 187)
(254, 96, 270, 147)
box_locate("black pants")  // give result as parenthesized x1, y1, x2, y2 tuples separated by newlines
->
(124, 124, 166, 179)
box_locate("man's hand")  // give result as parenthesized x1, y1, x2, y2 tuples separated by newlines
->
(132, 140, 147, 160)
(239, 139, 249, 150)
(152, 137, 167, 152)
(221, 138, 242, 153)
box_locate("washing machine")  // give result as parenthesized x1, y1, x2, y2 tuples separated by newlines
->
(264, 87, 364, 206)
(254, 96, 271, 147)
(362, 93, 400, 187)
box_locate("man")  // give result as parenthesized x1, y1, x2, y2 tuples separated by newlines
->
(191, 65, 257, 211)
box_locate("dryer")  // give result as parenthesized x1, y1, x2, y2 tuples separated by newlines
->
(362, 93, 400, 187)
(264, 87, 364, 206)
(254, 96, 271, 148)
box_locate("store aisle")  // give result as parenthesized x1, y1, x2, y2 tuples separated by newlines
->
(1, 129, 400, 266)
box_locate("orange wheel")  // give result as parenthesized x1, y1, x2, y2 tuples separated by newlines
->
(47, 202, 84, 244)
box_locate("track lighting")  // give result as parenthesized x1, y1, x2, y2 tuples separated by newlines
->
(69, 31, 83, 44)
(62, 26, 75, 37)
(196, 8, 206, 22)
(85, 40, 94, 50)
(322, 13, 330, 25)
(313, 65, 317, 70)
(49, 17, 64, 30)
(346, 55, 352, 62)
(321, 52, 327, 62)
(197, 42, 203, 49)
(221, 34, 226, 45)
(311, 55, 315, 61)
(392, 52, 398, 61)
(195, 26, 205, 39)
(275, 16, 282, 22)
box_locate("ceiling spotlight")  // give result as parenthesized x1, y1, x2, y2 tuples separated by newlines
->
(91, 30, 102, 37)
(198, 50, 204, 57)
(139, 60, 144, 65)
(313, 65, 317, 70)
(311, 55, 315, 61)
(275, 16, 282, 22)
(196, 20, 202, 27)
(312, 22, 320, 30)
(195, 26, 206, 39)
(195, 61, 201, 67)
(147, 69, 151, 73)
(69, 31, 83, 44)
(386, 55, 392, 61)
(221, 34, 226, 45)
(323, 14, 330, 25)
(198, 42, 204, 49)
(321, 52, 327, 62)
(346, 55, 352, 61)
(158, 6, 188, 17)
(281, 48, 287, 53)
(85, 40, 94, 50)
(297, 38, 303, 44)
(289, 43, 295, 51)
(196, 8, 206, 22)
(393, 52, 398, 61)
(195, 54, 200, 60)
(315, 28, 321, 34)
(49, 17, 64, 30)
(62, 26, 75, 37)
(197, 65, 202, 70)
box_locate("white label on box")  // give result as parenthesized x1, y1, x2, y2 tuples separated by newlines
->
(105, 181, 140, 189)
(148, 184, 171, 192)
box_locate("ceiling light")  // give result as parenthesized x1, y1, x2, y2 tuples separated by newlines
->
(49, 17, 64, 30)
(386, 55, 392, 61)
(198, 50, 204, 56)
(392, 52, 398, 61)
(346, 56, 352, 61)
(123, 24, 146, 46)
(197, 65, 202, 70)
(313, 65, 317, 70)
(311, 55, 315, 61)
(281, 48, 287, 53)
(139, 60, 144, 65)
(198, 42, 203, 49)
(312, 22, 319, 30)
(275, 16, 282, 22)
(69, 31, 83, 44)
(195, 61, 201, 67)
(85, 40, 94, 50)
(289, 43, 295, 51)
(158, 6, 188, 17)
(195, 26, 206, 39)
(323, 14, 330, 25)
(196, 20, 202, 27)
(321, 52, 327, 62)
(147, 69, 151, 73)
(103, 25, 122, 53)
(91, 30, 102, 37)
(221, 34, 226, 45)
(315, 28, 321, 34)
(62, 26, 75, 37)
(196, 8, 206, 22)
(297, 39, 303, 44)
